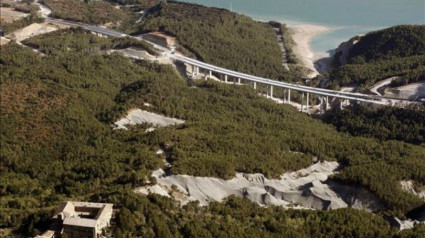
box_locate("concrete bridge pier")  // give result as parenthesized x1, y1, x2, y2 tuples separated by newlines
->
(301, 93, 305, 112)
(238, 78, 241, 84)
(306, 93, 309, 110)
(345, 99, 351, 106)
(191, 65, 196, 77)
(209, 70, 212, 78)
(325, 96, 329, 111)
(270, 86, 274, 98)
(253, 82, 257, 90)
(225, 75, 228, 83)
(288, 89, 291, 103)
(320, 96, 327, 113)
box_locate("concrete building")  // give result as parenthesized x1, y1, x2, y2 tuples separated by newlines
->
(36, 201, 113, 238)
(142, 32, 177, 49)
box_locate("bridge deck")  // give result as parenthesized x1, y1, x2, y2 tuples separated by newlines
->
(46, 17, 413, 106)
(170, 54, 392, 105)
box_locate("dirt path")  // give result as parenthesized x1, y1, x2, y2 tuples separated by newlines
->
(369, 77, 397, 96)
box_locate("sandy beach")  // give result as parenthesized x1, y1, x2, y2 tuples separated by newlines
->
(287, 24, 331, 78)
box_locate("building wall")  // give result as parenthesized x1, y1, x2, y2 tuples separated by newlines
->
(96, 209, 112, 230)
(63, 225, 95, 238)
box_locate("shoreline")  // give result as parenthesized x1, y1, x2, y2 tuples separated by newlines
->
(253, 16, 338, 77)
(287, 23, 333, 78)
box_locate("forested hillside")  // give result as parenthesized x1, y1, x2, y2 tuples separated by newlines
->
(134, 1, 305, 81)
(40, 0, 138, 29)
(348, 25, 425, 64)
(1, 29, 425, 236)
(327, 55, 425, 90)
(323, 105, 425, 145)
(327, 25, 425, 90)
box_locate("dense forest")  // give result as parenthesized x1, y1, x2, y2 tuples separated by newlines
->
(322, 105, 425, 145)
(40, 0, 138, 30)
(1, 28, 425, 236)
(326, 25, 425, 90)
(111, 193, 402, 237)
(134, 1, 306, 82)
(347, 25, 425, 64)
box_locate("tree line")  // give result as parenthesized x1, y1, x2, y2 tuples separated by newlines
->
(322, 105, 425, 145)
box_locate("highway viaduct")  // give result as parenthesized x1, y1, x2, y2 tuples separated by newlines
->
(46, 17, 414, 112)
(169, 54, 407, 112)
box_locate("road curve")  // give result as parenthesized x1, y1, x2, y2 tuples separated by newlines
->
(45, 17, 413, 106)
(169, 54, 394, 105)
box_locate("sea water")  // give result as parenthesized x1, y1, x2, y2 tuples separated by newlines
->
(174, 0, 425, 54)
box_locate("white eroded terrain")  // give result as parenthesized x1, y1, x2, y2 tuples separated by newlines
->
(114, 108, 185, 130)
(136, 161, 383, 211)
(385, 82, 425, 101)
(400, 180, 425, 200)
(108, 48, 173, 64)
(7, 23, 62, 42)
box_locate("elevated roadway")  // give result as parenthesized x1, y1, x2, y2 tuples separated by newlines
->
(45, 17, 413, 108)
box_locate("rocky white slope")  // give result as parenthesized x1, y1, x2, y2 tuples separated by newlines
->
(400, 180, 425, 200)
(136, 161, 383, 211)
(114, 108, 185, 130)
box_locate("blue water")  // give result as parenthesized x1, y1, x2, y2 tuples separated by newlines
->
(174, 0, 425, 53)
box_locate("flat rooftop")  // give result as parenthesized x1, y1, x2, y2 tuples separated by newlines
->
(63, 217, 97, 228)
